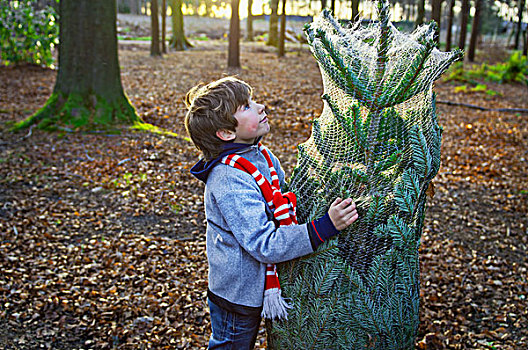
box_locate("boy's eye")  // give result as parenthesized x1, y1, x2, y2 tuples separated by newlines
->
(244, 104, 250, 110)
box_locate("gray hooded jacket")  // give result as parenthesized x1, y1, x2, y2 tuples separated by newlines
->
(203, 144, 314, 308)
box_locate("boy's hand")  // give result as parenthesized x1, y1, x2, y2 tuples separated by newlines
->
(328, 198, 358, 231)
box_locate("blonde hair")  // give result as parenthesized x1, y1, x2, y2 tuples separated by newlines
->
(184, 77, 252, 160)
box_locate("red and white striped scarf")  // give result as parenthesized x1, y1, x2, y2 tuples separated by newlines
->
(221, 143, 297, 319)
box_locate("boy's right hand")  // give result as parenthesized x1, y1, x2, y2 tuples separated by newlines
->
(328, 198, 358, 231)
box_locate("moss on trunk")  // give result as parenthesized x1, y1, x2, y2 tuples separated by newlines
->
(12, 0, 152, 134)
(15, 92, 139, 132)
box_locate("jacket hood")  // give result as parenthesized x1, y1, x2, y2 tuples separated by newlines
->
(190, 138, 262, 183)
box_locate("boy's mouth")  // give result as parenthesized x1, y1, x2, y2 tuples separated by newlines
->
(260, 116, 268, 123)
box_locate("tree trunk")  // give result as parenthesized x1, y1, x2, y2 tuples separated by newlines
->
(16, 0, 139, 131)
(228, 0, 241, 68)
(458, 0, 469, 50)
(431, 0, 443, 44)
(468, 0, 482, 61)
(268, 0, 280, 47)
(515, 0, 526, 49)
(247, 0, 254, 41)
(278, 0, 286, 57)
(523, 26, 527, 56)
(170, 0, 192, 50)
(150, 0, 161, 56)
(330, 0, 335, 15)
(204, 0, 212, 17)
(416, 0, 425, 27)
(351, 0, 359, 21)
(161, 0, 167, 53)
(445, 0, 455, 51)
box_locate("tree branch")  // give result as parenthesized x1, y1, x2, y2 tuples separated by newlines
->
(437, 100, 528, 114)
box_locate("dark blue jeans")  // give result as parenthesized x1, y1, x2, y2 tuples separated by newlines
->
(208, 298, 261, 349)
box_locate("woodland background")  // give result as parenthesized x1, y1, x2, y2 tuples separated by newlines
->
(1, 0, 527, 349)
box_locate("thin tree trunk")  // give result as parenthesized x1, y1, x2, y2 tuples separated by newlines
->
(523, 26, 527, 55)
(445, 0, 455, 51)
(17, 0, 139, 130)
(431, 0, 443, 44)
(268, 0, 279, 47)
(458, 0, 469, 50)
(351, 0, 359, 21)
(150, 0, 161, 56)
(204, 0, 211, 16)
(416, 0, 425, 27)
(247, 0, 254, 41)
(515, 0, 526, 49)
(161, 0, 167, 53)
(170, 0, 192, 50)
(468, 0, 482, 61)
(330, 0, 335, 15)
(278, 0, 286, 57)
(228, 0, 241, 67)
(507, 10, 516, 47)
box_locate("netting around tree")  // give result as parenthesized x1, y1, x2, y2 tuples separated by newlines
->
(267, 2, 462, 349)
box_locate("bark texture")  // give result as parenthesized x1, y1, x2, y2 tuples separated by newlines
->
(445, 0, 455, 51)
(415, 0, 425, 27)
(468, 0, 482, 61)
(151, 0, 161, 56)
(268, 0, 280, 47)
(431, 0, 443, 44)
(278, 0, 286, 57)
(515, 0, 526, 49)
(351, 0, 359, 21)
(246, 0, 254, 41)
(170, 0, 192, 50)
(458, 0, 470, 50)
(228, 0, 241, 67)
(17, 0, 139, 131)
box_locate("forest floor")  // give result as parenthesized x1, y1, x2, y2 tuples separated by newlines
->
(117, 13, 308, 41)
(1, 18, 528, 350)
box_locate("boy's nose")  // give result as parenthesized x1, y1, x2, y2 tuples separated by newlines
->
(257, 103, 266, 114)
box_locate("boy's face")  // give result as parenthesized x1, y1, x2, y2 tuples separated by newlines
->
(231, 99, 270, 144)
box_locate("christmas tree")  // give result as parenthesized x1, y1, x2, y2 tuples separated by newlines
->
(266, 1, 462, 348)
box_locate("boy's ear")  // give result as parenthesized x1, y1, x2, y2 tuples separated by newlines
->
(216, 129, 236, 141)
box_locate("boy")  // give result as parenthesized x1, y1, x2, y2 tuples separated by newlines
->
(185, 77, 358, 349)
